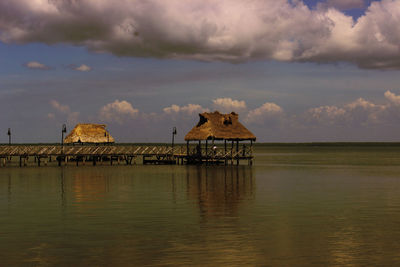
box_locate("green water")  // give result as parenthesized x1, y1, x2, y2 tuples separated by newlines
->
(1, 145, 400, 266)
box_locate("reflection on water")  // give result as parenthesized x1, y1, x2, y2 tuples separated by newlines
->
(2, 146, 400, 266)
(186, 166, 254, 219)
(0, 166, 258, 266)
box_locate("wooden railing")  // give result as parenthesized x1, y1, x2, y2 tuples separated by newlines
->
(0, 144, 253, 166)
(0, 145, 187, 157)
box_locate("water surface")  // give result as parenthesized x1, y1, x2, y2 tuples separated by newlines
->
(1, 145, 400, 266)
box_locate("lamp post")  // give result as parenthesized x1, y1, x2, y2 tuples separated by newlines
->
(7, 128, 11, 145)
(172, 127, 177, 148)
(61, 124, 66, 153)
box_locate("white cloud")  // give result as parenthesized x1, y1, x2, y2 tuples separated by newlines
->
(3, 0, 400, 69)
(99, 100, 139, 124)
(43, 91, 400, 141)
(384, 90, 400, 105)
(308, 105, 347, 121)
(345, 97, 379, 110)
(163, 104, 208, 116)
(245, 102, 283, 124)
(24, 61, 50, 70)
(49, 100, 80, 125)
(306, 96, 389, 126)
(50, 100, 70, 114)
(212, 98, 246, 113)
(73, 64, 91, 72)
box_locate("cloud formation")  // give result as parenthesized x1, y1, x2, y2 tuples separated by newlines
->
(43, 90, 400, 141)
(2, 0, 400, 69)
(304, 91, 400, 127)
(384, 90, 400, 105)
(99, 100, 139, 124)
(163, 103, 209, 119)
(212, 98, 246, 113)
(245, 102, 284, 124)
(50, 99, 70, 113)
(72, 64, 91, 72)
(24, 61, 50, 70)
(49, 100, 80, 124)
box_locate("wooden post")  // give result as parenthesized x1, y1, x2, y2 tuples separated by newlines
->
(212, 137, 215, 163)
(224, 140, 227, 165)
(236, 140, 239, 166)
(205, 139, 208, 165)
(249, 140, 253, 166)
(186, 141, 189, 161)
(197, 140, 201, 164)
(231, 140, 234, 165)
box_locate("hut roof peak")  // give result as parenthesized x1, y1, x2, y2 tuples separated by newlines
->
(64, 123, 115, 144)
(185, 111, 256, 141)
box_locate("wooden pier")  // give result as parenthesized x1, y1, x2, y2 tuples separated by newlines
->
(0, 144, 253, 167)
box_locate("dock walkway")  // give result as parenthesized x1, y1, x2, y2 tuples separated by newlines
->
(0, 145, 253, 167)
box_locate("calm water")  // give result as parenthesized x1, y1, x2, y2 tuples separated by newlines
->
(1, 145, 400, 266)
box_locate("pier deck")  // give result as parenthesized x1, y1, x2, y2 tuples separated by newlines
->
(0, 144, 253, 167)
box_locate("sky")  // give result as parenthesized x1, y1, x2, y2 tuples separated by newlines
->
(1, 0, 400, 143)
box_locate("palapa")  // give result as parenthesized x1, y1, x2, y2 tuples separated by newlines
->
(64, 123, 115, 144)
(185, 111, 256, 141)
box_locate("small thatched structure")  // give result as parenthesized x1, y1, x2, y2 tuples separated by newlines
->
(185, 111, 256, 141)
(64, 123, 115, 144)
(184, 111, 255, 165)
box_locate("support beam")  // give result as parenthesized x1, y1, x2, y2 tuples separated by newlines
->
(224, 140, 227, 165)
(205, 139, 208, 165)
(231, 140, 234, 165)
(236, 140, 239, 166)
(186, 141, 189, 159)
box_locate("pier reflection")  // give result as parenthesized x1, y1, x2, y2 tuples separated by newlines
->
(71, 171, 109, 203)
(186, 166, 254, 218)
(57, 167, 112, 214)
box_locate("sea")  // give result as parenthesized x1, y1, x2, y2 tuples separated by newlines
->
(1, 144, 400, 266)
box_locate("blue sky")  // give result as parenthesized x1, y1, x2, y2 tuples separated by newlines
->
(2, 0, 400, 143)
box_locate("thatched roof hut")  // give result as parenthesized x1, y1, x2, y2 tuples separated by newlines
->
(64, 123, 115, 144)
(185, 111, 256, 141)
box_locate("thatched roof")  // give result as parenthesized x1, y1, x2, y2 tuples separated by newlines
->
(64, 123, 115, 144)
(185, 111, 256, 141)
